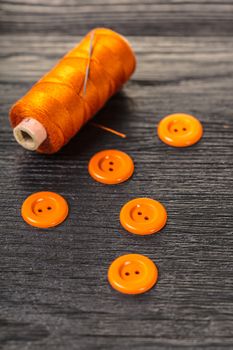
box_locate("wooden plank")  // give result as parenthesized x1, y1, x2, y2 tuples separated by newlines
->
(1, 33, 233, 349)
(1, 0, 233, 36)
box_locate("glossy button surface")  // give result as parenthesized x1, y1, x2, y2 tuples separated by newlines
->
(108, 254, 158, 295)
(88, 149, 134, 184)
(21, 191, 69, 228)
(158, 113, 203, 147)
(120, 198, 167, 235)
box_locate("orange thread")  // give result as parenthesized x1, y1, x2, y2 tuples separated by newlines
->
(90, 122, 126, 138)
(9, 28, 136, 154)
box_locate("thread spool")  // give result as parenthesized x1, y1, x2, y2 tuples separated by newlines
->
(10, 28, 136, 154)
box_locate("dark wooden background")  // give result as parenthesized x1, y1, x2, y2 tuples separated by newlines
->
(1, 1, 233, 349)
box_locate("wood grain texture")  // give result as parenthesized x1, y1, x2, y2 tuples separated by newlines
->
(1, 1, 233, 349)
(1, 0, 233, 36)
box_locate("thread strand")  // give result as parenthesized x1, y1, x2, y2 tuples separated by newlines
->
(90, 122, 127, 138)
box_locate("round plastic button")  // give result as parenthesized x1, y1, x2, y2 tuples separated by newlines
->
(108, 254, 158, 295)
(21, 191, 69, 228)
(120, 198, 167, 235)
(88, 149, 134, 185)
(157, 113, 203, 147)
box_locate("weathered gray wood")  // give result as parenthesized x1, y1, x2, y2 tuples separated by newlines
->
(1, 0, 233, 36)
(1, 4, 233, 350)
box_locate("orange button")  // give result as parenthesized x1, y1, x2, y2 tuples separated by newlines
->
(108, 254, 158, 295)
(120, 198, 167, 235)
(21, 191, 69, 228)
(158, 113, 203, 147)
(88, 149, 134, 184)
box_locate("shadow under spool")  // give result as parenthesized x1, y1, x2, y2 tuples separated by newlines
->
(10, 28, 136, 154)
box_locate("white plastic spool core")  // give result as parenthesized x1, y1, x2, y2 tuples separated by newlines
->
(13, 118, 47, 151)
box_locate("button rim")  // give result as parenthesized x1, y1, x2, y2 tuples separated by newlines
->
(21, 191, 69, 228)
(88, 149, 134, 185)
(120, 198, 167, 235)
(108, 254, 158, 295)
(157, 113, 203, 147)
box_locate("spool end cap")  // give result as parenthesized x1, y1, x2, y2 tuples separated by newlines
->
(13, 118, 47, 151)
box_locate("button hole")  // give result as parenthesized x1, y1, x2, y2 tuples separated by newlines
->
(109, 161, 114, 165)
(38, 209, 42, 213)
(138, 212, 142, 215)
(144, 216, 149, 221)
(125, 272, 130, 276)
(135, 271, 140, 275)
(47, 207, 52, 210)
(174, 129, 178, 132)
(109, 168, 113, 171)
(183, 128, 187, 131)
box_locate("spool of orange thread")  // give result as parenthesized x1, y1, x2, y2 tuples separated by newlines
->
(10, 28, 136, 154)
